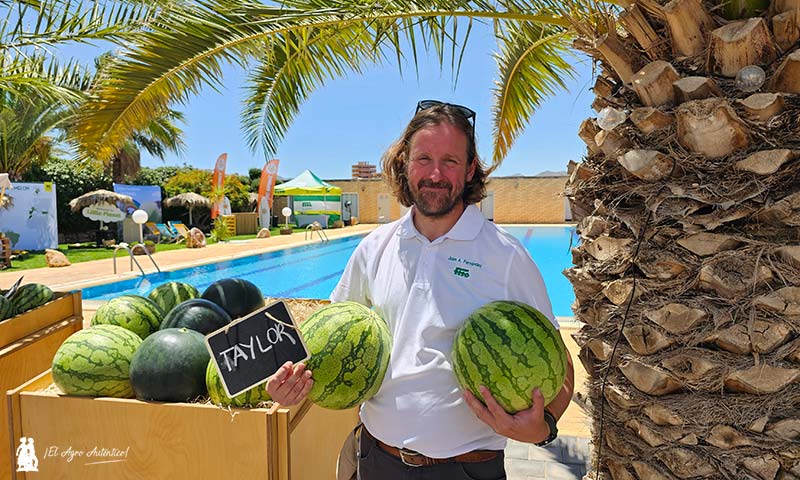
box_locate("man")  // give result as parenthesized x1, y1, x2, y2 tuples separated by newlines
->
(267, 101, 574, 479)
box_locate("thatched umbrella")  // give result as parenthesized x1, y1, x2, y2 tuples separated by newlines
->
(164, 192, 210, 225)
(69, 189, 134, 237)
(69, 189, 134, 212)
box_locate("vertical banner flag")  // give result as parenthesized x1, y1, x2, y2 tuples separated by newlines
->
(257, 159, 280, 228)
(210, 153, 228, 219)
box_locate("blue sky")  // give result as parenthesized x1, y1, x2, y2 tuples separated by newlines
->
(82, 22, 597, 180)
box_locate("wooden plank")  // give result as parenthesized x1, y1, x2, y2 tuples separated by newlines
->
(14, 390, 272, 479)
(289, 405, 359, 480)
(0, 320, 80, 480)
(0, 292, 79, 346)
(276, 408, 291, 480)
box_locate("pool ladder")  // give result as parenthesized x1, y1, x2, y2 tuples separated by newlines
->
(305, 222, 329, 243)
(112, 243, 162, 276)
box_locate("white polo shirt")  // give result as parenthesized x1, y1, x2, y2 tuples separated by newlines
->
(330, 204, 557, 458)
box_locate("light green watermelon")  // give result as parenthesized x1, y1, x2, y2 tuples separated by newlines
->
(0, 296, 14, 320)
(205, 360, 272, 407)
(148, 282, 200, 314)
(9, 283, 53, 314)
(91, 295, 164, 339)
(452, 301, 568, 413)
(52, 325, 143, 397)
(300, 302, 391, 410)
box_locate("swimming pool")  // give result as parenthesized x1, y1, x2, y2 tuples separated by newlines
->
(82, 226, 578, 316)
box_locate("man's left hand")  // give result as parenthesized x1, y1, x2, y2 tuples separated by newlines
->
(463, 386, 551, 444)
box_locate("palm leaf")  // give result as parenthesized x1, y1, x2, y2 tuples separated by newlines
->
(491, 20, 576, 170)
(73, 0, 572, 164)
(241, 25, 388, 156)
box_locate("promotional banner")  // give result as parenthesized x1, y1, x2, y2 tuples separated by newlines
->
(0, 182, 58, 250)
(210, 153, 227, 219)
(113, 183, 163, 222)
(257, 159, 280, 228)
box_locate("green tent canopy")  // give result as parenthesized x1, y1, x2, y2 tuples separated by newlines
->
(274, 170, 341, 226)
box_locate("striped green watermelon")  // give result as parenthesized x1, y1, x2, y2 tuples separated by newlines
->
(91, 295, 164, 339)
(0, 296, 14, 320)
(52, 325, 143, 397)
(9, 283, 53, 314)
(148, 281, 200, 314)
(205, 360, 272, 407)
(300, 302, 391, 410)
(452, 301, 568, 413)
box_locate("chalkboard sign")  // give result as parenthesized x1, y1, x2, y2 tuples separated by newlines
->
(205, 300, 309, 398)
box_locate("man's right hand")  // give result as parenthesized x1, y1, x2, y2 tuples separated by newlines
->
(265, 361, 313, 406)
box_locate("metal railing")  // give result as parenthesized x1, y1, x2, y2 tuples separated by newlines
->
(304, 222, 329, 243)
(113, 242, 161, 275)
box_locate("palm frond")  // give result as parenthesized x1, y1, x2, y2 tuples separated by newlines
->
(491, 20, 577, 170)
(241, 25, 388, 156)
(73, 0, 572, 163)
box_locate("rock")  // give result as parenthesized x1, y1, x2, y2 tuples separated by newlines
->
(350, 217, 359, 226)
(256, 228, 271, 238)
(279, 227, 293, 235)
(332, 220, 345, 228)
(45, 249, 71, 267)
(186, 227, 206, 248)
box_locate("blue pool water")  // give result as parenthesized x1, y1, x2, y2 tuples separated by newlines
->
(83, 226, 578, 316)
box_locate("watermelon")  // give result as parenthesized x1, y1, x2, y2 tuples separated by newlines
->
(129, 328, 210, 402)
(148, 281, 200, 314)
(201, 278, 265, 319)
(0, 296, 14, 320)
(91, 295, 164, 339)
(51, 325, 143, 397)
(452, 301, 568, 413)
(9, 283, 53, 314)
(160, 298, 231, 334)
(300, 302, 391, 410)
(205, 360, 272, 407)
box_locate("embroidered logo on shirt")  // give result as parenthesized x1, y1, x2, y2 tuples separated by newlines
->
(453, 267, 470, 278)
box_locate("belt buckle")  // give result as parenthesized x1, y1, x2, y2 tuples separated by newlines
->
(398, 448, 423, 467)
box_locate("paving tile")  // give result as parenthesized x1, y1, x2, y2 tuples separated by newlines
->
(505, 440, 531, 459)
(528, 444, 563, 463)
(505, 458, 546, 478)
(546, 462, 585, 480)
(559, 436, 592, 466)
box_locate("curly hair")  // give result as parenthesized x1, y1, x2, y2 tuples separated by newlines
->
(381, 103, 488, 208)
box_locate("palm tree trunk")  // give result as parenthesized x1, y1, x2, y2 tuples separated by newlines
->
(566, 1, 800, 478)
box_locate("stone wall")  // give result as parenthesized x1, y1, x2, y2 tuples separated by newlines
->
(327, 176, 569, 224)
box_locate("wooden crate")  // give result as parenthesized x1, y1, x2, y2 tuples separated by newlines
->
(221, 215, 237, 236)
(1, 291, 83, 480)
(8, 372, 358, 479)
(7, 297, 358, 480)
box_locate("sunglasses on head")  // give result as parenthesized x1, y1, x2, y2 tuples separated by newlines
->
(415, 100, 477, 151)
(415, 100, 476, 125)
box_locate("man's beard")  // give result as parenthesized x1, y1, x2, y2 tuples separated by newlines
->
(410, 178, 464, 218)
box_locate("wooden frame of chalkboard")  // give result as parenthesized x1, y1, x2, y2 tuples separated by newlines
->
(205, 300, 310, 399)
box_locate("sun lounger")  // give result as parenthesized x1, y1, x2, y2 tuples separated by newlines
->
(168, 221, 191, 241)
(147, 222, 182, 243)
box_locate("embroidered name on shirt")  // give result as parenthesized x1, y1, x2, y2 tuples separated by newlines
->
(447, 256, 483, 268)
(453, 267, 470, 278)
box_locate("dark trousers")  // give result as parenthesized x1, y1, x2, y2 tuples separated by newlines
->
(357, 430, 506, 480)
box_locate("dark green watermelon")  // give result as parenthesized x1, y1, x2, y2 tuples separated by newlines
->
(201, 279, 265, 319)
(160, 299, 231, 335)
(129, 328, 210, 402)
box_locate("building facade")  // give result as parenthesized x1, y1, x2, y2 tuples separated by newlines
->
(327, 175, 570, 224)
